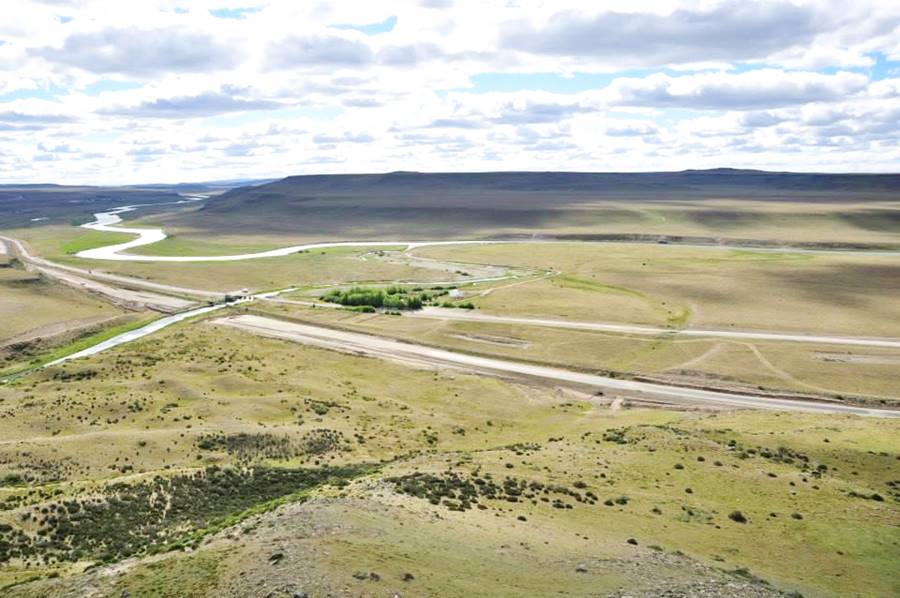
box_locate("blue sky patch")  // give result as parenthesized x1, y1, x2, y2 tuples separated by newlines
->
(333, 16, 397, 35)
(205, 106, 343, 128)
(210, 7, 262, 20)
(0, 85, 66, 102)
(466, 72, 617, 94)
(867, 52, 900, 80)
(82, 80, 144, 96)
(465, 69, 714, 94)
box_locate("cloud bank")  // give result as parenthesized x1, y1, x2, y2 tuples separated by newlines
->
(0, 0, 897, 183)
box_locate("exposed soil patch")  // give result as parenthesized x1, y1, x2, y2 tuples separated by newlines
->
(813, 351, 900, 365)
(449, 332, 531, 348)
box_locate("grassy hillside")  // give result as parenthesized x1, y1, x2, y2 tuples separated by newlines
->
(141, 170, 900, 247)
(0, 319, 896, 597)
(216, 170, 900, 195)
(0, 259, 144, 374)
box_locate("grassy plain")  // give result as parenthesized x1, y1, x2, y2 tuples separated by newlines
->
(254, 302, 900, 402)
(126, 236, 277, 257)
(256, 241, 900, 403)
(57, 230, 135, 256)
(0, 319, 896, 597)
(16, 217, 899, 336)
(10, 225, 480, 292)
(12, 226, 899, 402)
(414, 243, 900, 337)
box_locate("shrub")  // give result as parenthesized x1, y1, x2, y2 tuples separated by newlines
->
(728, 510, 748, 523)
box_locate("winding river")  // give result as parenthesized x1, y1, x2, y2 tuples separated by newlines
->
(76, 199, 494, 262)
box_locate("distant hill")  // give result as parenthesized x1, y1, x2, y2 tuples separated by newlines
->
(171, 169, 898, 244)
(0, 186, 184, 229)
(131, 178, 277, 191)
(216, 169, 900, 198)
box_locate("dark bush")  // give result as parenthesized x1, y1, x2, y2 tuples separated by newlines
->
(728, 510, 748, 523)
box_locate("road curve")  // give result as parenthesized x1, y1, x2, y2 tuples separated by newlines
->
(0, 235, 198, 312)
(409, 307, 900, 350)
(212, 314, 900, 418)
(0, 234, 223, 300)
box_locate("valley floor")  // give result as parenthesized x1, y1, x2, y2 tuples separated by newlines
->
(0, 195, 898, 597)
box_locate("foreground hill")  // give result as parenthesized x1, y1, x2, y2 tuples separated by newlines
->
(2, 322, 897, 597)
(166, 169, 900, 246)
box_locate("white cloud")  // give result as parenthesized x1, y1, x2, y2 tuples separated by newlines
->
(32, 27, 241, 75)
(99, 92, 287, 118)
(602, 70, 870, 110)
(266, 35, 374, 69)
(0, 0, 898, 183)
(502, 2, 821, 67)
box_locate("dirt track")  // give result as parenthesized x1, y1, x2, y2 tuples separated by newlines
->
(33, 264, 195, 313)
(0, 234, 218, 309)
(408, 307, 900, 349)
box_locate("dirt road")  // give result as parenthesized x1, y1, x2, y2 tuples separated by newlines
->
(0, 234, 221, 303)
(212, 314, 899, 417)
(0, 235, 196, 312)
(34, 264, 195, 312)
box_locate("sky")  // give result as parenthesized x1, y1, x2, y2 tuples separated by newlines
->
(1, 0, 899, 184)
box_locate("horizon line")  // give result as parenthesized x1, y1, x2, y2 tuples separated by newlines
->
(2, 167, 899, 188)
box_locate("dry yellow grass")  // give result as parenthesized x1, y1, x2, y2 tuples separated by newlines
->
(0, 268, 125, 344)
(415, 242, 900, 337)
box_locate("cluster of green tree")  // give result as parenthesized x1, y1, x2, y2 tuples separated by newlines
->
(322, 286, 434, 310)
